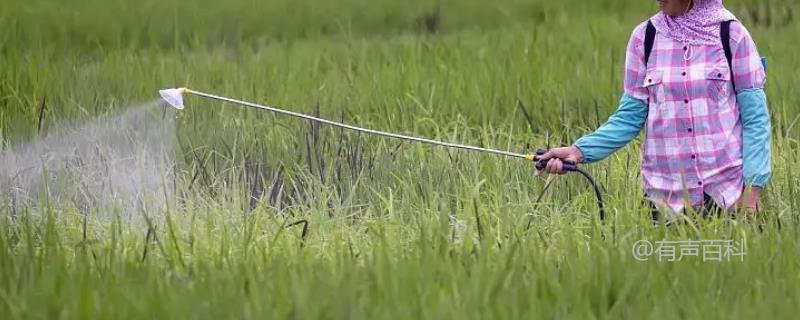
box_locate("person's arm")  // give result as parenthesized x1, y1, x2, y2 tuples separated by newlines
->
(575, 22, 650, 163)
(738, 89, 770, 188)
(535, 22, 651, 175)
(535, 95, 647, 174)
(730, 22, 770, 213)
(574, 95, 648, 163)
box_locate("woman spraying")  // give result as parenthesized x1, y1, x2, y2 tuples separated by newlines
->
(535, 0, 770, 218)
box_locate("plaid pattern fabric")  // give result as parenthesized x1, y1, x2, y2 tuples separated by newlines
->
(624, 21, 766, 213)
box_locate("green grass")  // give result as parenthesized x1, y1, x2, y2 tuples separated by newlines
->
(2, 0, 800, 318)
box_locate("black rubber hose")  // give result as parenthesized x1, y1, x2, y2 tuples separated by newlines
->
(534, 149, 605, 221)
(573, 167, 605, 221)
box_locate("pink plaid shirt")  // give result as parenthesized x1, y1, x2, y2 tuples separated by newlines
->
(624, 21, 766, 213)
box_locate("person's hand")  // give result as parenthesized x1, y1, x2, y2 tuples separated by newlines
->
(735, 186, 763, 216)
(533, 146, 583, 176)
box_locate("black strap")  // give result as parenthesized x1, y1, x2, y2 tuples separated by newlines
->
(721, 20, 736, 92)
(644, 20, 656, 66)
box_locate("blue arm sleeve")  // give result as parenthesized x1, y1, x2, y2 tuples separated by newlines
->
(738, 88, 771, 187)
(574, 94, 648, 163)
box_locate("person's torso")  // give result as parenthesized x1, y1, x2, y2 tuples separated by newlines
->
(640, 31, 743, 210)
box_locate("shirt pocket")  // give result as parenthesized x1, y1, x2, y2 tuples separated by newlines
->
(705, 66, 733, 102)
(643, 69, 665, 106)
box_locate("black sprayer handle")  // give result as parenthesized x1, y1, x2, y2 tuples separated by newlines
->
(533, 149, 578, 172)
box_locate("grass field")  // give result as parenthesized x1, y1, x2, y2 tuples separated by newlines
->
(2, 0, 800, 318)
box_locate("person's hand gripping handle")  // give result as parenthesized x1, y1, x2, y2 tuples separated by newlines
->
(533, 146, 583, 176)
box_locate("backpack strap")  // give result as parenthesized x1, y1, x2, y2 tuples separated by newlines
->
(644, 20, 657, 66)
(721, 20, 736, 92)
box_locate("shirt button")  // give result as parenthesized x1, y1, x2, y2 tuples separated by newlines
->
(691, 154, 696, 159)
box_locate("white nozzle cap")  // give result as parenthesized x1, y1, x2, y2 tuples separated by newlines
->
(159, 88, 186, 110)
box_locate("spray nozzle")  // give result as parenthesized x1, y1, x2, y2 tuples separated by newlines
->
(159, 88, 188, 110)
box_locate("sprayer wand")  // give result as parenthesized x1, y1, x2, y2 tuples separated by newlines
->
(159, 87, 605, 220)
